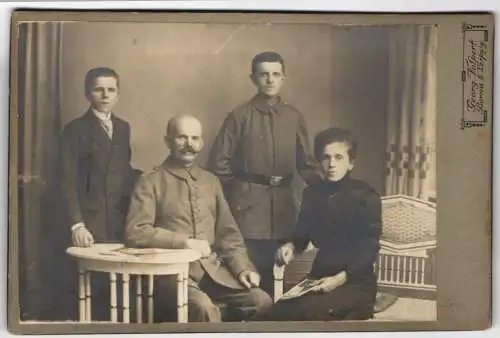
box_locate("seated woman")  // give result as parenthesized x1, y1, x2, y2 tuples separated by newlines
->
(256, 127, 382, 321)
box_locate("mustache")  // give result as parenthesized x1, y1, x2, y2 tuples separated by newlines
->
(178, 146, 198, 154)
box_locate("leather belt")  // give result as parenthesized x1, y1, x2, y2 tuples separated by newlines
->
(235, 172, 293, 187)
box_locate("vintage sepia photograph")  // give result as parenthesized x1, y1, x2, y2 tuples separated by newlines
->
(8, 10, 493, 334)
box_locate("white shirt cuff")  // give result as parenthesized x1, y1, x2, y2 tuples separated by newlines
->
(71, 222, 85, 232)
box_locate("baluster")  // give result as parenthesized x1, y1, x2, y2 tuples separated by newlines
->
(136, 275, 143, 323)
(148, 275, 154, 324)
(391, 255, 396, 282)
(377, 256, 383, 281)
(396, 256, 401, 282)
(183, 270, 188, 321)
(78, 269, 85, 322)
(402, 256, 408, 283)
(110, 273, 117, 322)
(177, 273, 184, 323)
(384, 255, 389, 281)
(122, 274, 130, 323)
(421, 258, 427, 284)
(85, 271, 91, 321)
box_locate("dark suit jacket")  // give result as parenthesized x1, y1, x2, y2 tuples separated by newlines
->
(124, 157, 257, 290)
(58, 110, 139, 243)
(292, 174, 382, 287)
(207, 94, 320, 241)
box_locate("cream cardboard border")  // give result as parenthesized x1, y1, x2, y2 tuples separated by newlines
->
(7, 10, 494, 334)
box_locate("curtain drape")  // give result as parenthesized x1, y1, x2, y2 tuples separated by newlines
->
(385, 25, 437, 201)
(18, 22, 63, 320)
(378, 25, 438, 305)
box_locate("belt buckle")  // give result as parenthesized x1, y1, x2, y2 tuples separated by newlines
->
(269, 175, 283, 187)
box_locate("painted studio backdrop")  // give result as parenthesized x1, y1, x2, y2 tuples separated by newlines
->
(17, 22, 437, 322)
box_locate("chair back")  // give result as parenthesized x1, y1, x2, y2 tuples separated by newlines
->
(377, 195, 437, 295)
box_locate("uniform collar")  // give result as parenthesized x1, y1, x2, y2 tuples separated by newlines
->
(161, 156, 202, 181)
(250, 94, 284, 115)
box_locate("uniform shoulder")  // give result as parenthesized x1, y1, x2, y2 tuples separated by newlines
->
(200, 166, 231, 192)
(228, 100, 254, 118)
(140, 165, 165, 181)
(280, 100, 304, 117)
(197, 165, 219, 182)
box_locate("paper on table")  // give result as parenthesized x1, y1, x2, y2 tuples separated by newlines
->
(113, 247, 172, 256)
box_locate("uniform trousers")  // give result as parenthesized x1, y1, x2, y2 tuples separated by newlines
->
(154, 274, 272, 322)
(244, 239, 283, 297)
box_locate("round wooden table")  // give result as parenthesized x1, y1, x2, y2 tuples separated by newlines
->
(66, 243, 201, 324)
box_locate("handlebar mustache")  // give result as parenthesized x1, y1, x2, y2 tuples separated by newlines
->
(179, 148, 198, 154)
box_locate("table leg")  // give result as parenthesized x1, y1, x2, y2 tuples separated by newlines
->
(177, 271, 188, 323)
(136, 275, 143, 323)
(122, 273, 130, 323)
(148, 275, 154, 324)
(110, 273, 118, 323)
(182, 269, 188, 322)
(176, 273, 183, 323)
(85, 271, 91, 321)
(78, 268, 85, 322)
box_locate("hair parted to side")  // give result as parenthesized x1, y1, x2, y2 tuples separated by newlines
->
(84, 67, 120, 96)
(314, 127, 358, 161)
(251, 51, 286, 74)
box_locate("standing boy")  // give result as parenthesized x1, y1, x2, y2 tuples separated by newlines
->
(207, 51, 320, 295)
(55, 67, 139, 319)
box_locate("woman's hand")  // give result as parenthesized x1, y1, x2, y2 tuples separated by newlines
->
(311, 271, 347, 293)
(275, 242, 295, 266)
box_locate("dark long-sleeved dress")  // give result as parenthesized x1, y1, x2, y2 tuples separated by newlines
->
(259, 174, 382, 321)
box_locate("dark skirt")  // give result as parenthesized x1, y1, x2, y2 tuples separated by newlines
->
(257, 282, 377, 321)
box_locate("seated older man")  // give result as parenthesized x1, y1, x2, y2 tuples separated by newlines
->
(124, 115, 272, 322)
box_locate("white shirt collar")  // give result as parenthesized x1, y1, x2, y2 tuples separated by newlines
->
(91, 108, 112, 121)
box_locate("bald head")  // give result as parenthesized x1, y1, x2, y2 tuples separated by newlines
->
(166, 114, 203, 138)
(165, 115, 204, 167)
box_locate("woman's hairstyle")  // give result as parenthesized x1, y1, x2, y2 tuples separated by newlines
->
(314, 127, 358, 161)
(251, 51, 286, 74)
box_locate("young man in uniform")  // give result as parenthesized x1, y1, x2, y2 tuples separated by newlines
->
(207, 51, 320, 296)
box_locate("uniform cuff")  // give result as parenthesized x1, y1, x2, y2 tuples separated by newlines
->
(153, 229, 191, 249)
(228, 254, 257, 276)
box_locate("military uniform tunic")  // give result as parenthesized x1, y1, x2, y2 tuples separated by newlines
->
(125, 157, 258, 288)
(207, 94, 320, 241)
(125, 157, 272, 321)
